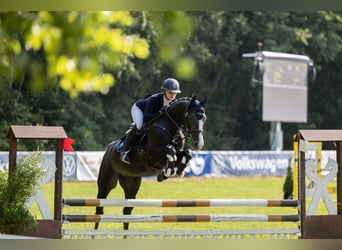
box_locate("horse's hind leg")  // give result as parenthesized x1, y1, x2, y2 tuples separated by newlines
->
(119, 176, 142, 231)
(94, 161, 119, 230)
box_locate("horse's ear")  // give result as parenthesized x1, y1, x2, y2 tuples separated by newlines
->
(200, 96, 208, 107)
(190, 95, 196, 105)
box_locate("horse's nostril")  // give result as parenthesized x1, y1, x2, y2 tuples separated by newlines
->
(192, 142, 204, 150)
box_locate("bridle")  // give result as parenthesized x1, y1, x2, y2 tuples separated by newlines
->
(147, 98, 205, 144)
(183, 111, 206, 139)
(142, 98, 205, 167)
(163, 101, 205, 141)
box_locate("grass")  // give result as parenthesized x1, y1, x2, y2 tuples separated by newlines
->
(30, 176, 303, 232)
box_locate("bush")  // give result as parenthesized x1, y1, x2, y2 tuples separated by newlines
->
(0, 152, 44, 234)
(283, 157, 293, 199)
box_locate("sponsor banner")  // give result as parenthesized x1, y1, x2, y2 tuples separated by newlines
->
(184, 151, 211, 177)
(76, 152, 104, 181)
(0, 150, 336, 180)
(0, 151, 77, 180)
(0, 152, 9, 172)
(210, 151, 292, 177)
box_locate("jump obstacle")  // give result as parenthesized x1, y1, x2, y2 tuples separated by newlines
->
(63, 198, 299, 207)
(63, 214, 299, 223)
(7, 127, 342, 239)
(292, 138, 337, 200)
(62, 198, 300, 239)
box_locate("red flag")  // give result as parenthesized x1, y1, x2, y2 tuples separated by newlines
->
(63, 138, 75, 151)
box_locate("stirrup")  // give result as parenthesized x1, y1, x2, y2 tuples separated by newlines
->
(120, 151, 131, 164)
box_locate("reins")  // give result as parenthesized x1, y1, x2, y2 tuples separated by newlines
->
(139, 97, 204, 168)
(164, 98, 192, 139)
(147, 97, 202, 143)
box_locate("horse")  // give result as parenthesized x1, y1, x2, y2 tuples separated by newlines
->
(94, 96, 207, 231)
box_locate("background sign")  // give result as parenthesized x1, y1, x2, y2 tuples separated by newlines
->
(261, 51, 311, 123)
(0, 150, 296, 180)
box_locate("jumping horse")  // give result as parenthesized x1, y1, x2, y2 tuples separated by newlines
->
(95, 96, 207, 231)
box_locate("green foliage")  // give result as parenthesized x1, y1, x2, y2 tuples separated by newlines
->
(0, 152, 45, 234)
(0, 11, 195, 98)
(2, 11, 342, 151)
(148, 12, 196, 79)
(0, 88, 33, 150)
(283, 158, 293, 199)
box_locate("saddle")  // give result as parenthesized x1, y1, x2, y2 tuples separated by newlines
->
(116, 112, 164, 154)
(115, 125, 146, 153)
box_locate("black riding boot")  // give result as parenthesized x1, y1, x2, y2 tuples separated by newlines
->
(120, 126, 139, 164)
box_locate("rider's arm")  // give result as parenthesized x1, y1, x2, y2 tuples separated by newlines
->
(143, 94, 163, 123)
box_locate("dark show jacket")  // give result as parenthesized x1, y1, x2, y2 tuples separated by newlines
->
(135, 93, 164, 123)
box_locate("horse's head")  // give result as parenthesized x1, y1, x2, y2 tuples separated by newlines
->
(184, 96, 207, 150)
(165, 96, 207, 150)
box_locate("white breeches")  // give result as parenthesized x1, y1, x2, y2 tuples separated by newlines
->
(131, 103, 144, 130)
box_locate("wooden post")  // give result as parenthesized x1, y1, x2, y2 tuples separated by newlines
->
(8, 129, 17, 173)
(7, 125, 68, 238)
(54, 139, 63, 221)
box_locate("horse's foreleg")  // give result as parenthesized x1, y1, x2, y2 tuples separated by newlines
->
(176, 149, 193, 175)
(165, 144, 177, 162)
(157, 149, 192, 182)
(156, 144, 177, 182)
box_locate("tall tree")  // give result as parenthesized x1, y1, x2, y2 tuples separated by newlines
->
(2, 11, 342, 151)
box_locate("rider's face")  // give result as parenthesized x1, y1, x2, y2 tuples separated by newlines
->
(165, 91, 177, 101)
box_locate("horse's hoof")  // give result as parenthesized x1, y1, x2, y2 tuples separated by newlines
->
(177, 171, 185, 178)
(157, 173, 167, 182)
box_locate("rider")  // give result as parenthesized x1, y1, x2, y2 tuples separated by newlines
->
(120, 78, 182, 164)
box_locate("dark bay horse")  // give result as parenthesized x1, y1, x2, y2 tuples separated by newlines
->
(95, 96, 207, 231)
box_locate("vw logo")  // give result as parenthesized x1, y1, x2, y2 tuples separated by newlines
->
(63, 155, 76, 178)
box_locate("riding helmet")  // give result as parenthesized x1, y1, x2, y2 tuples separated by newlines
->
(161, 78, 182, 93)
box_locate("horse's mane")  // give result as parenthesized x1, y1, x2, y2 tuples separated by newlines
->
(169, 97, 192, 105)
(167, 97, 193, 114)
(168, 96, 205, 115)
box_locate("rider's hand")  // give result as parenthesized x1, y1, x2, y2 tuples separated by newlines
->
(159, 107, 165, 115)
(160, 105, 168, 113)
